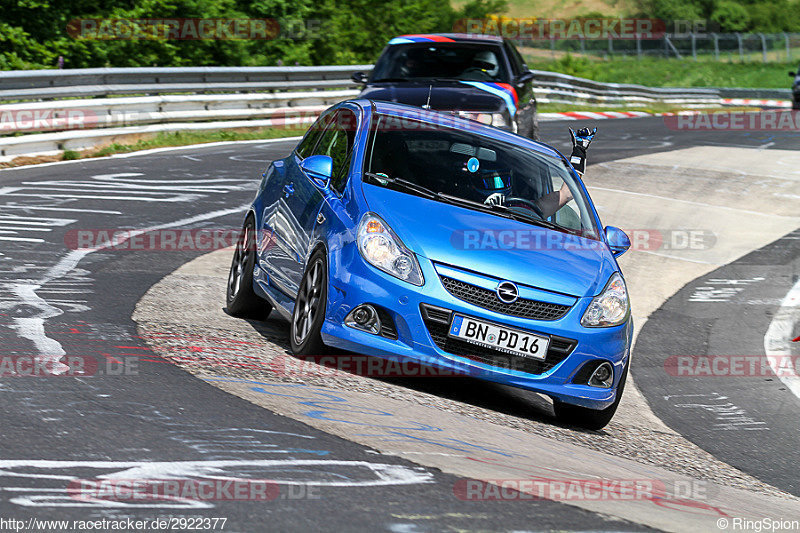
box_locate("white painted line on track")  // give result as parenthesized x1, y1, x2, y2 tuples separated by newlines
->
(0, 136, 303, 173)
(631, 249, 723, 265)
(764, 277, 800, 400)
(590, 186, 800, 219)
(9, 204, 251, 375)
(0, 236, 44, 243)
(0, 206, 123, 215)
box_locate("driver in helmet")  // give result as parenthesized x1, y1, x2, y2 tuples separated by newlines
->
(484, 127, 597, 219)
(471, 169, 512, 202)
(462, 50, 499, 80)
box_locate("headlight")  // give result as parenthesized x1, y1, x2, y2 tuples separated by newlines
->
(490, 112, 510, 129)
(357, 213, 424, 286)
(581, 272, 630, 327)
(454, 111, 510, 129)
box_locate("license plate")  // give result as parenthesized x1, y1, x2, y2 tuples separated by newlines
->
(448, 315, 550, 360)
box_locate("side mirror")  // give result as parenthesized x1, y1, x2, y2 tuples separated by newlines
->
(605, 226, 631, 257)
(351, 71, 369, 84)
(515, 70, 535, 86)
(300, 155, 333, 188)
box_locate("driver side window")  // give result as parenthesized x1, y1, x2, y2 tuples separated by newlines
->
(313, 109, 357, 195)
(296, 112, 332, 159)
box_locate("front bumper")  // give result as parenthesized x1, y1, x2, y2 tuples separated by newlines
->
(321, 248, 632, 410)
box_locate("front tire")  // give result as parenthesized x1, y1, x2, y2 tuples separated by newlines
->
(553, 360, 629, 430)
(226, 216, 272, 319)
(290, 248, 328, 356)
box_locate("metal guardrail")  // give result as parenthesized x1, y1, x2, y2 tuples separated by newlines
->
(0, 65, 373, 100)
(717, 87, 793, 99)
(531, 69, 721, 104)
(0, 65, 789, 162)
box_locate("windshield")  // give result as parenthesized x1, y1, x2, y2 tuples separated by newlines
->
(365, 114, 600, 239)
(371, 43, 509, 83)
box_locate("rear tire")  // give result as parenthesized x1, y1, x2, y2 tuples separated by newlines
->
(226, 217, 272, 319)
(553, 360, 629, 430)
(290, 248, 328, 356)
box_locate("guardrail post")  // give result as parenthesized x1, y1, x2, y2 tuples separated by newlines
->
(608, 35, 613, 55)
(579, 36, 585, 55)
(550, 36, 555, 59)
(636, 35, 642, 59)
(712, 33, 719, 61)
(737, 33, 743, 62)
(691, 33, 697, 61)
(664, 35, 682, 59)
(785, 33, 792, 60)
(760, 33, 767, 62)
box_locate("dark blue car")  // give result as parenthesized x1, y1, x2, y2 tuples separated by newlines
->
(227, 99, 633, 429)
(352, 33, 539, 139)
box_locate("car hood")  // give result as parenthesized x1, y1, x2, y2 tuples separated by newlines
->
(361, 183, 617, 298)
(360, 81, 506, 113)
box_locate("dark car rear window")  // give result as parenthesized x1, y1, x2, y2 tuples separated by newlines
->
(371, 43, 509, 84)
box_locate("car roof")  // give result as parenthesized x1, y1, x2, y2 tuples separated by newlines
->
(349, 99, 562, 160)
(388, 33, 504, 45)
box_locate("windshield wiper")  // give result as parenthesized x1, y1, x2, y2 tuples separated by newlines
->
(365, 174, 567, 231)
(435, 193, 514, 221)
(483, 203, 563, 231)
(364, 173, 439, 200)
(438, 193, 564, 231)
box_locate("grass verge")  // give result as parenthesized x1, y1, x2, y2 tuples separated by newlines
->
(524, 54, 797, 88)
(91, 127, 308, 157)
(537, 102, 760, 113)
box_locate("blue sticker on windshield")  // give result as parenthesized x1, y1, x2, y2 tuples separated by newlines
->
(467, 157, 480, 173)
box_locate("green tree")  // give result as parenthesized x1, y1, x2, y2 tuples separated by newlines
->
(710, 1, 750, 32)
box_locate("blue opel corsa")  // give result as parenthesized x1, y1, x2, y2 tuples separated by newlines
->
(227, 99, 632, 429)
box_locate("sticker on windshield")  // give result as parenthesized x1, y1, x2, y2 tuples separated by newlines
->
(467, 157, 480, 173)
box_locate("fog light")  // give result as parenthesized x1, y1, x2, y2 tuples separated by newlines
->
(588, 362, 613, 388)
(345, 305, 381, 335)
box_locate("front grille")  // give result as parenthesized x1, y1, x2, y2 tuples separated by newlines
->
(439, 276, 570, 321)
(420, 304, 577, 375)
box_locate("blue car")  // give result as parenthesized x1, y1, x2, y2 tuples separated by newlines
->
(227, 99, 632, 429)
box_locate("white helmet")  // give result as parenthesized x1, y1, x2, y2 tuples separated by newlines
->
(473, 50, 499, 76)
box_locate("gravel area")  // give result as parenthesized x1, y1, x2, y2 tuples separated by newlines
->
(133, 253, 794, 501)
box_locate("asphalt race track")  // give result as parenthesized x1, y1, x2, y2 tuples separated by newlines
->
(634, 228, 800, 496)
(1, 115, 798, 531)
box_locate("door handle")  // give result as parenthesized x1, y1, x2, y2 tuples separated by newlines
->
(283, 182, 295, 198)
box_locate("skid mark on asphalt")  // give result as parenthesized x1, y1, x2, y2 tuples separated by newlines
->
(0, 459, 433, 509)
(2, 204, 249, 377)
